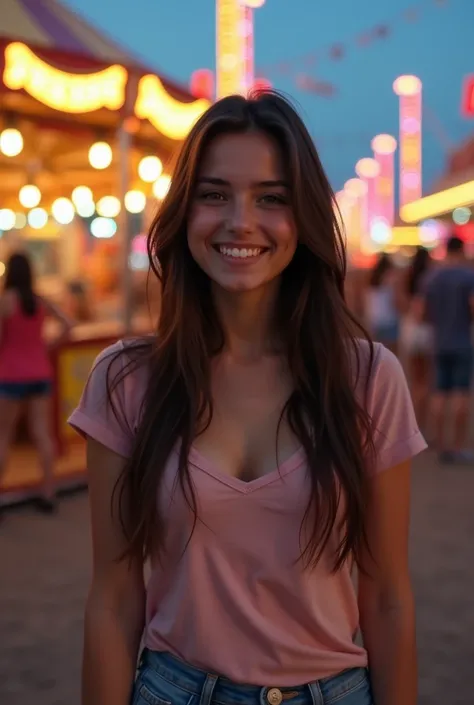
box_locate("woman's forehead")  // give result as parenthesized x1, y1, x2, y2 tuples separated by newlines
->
(198, 131, 285, 182)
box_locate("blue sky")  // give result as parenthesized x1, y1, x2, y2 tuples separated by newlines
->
(65, 0, 473, 192)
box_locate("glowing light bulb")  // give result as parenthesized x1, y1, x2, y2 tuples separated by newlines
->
(125, 190, 146, 214)
(153, 174, 171, 200)
(52, 197, 75, 225)
(19, 184, 41, 208)
(27, 207, 48, 229)
(90, 217, 117, 239)
(0, 128, 24, 157)
(138, 156, 163, 183)
(97, 196, 121, 218)
(89, 141, 112, 170)
(72, 186, 93, 207)
(0, 209, 16, 230)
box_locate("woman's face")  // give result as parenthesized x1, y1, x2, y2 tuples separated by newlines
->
(187, 131, 297, 294)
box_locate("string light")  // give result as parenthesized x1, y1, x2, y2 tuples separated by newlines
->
(0, 128, 24, 157)
(89, 142, 113, 170)
(19, 185, 41, 208)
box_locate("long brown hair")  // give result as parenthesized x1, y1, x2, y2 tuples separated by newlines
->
(109, 91, 374, 571)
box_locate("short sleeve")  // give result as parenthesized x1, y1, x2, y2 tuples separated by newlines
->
(68, 340, 138, 458)
(366, 344, 427, 474)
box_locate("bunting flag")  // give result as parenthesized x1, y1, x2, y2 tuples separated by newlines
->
(257, 0, 452, 98)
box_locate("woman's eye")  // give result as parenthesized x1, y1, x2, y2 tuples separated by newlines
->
(259, 193, 287, 205)
(198, 191, 226, 201)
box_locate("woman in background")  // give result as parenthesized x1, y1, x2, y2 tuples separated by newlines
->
(365, 253, 401, 353)
(0, 252, 72, 511)
(400, 247, 433, 432)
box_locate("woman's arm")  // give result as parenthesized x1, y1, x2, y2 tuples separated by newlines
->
(358, 460, 417, 705)
(83, 438, 145, 705)
(41, 297, 74, 343)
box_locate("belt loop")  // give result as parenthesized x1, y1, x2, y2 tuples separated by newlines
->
(307, 681, 323, 705)
(199, 673, 218, 705)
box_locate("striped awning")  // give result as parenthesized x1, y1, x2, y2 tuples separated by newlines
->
(0, 0, 147, 68)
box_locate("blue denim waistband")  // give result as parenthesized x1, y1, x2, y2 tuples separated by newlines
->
(140, 649, 370, 705)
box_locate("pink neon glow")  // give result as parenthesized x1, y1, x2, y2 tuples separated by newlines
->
(394, 75, 422, 208)
(372, 135, 397, 227)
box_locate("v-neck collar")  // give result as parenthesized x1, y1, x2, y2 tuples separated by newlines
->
(185, 445, 307, 494)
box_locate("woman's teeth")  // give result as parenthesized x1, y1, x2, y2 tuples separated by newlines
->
(218, 246, 263, 259)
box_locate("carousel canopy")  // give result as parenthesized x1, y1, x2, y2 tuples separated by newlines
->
(0, 0, 210, 217)
(0, 0, 145, 69)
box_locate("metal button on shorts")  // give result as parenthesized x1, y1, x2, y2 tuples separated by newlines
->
(267, 688, 283, 705)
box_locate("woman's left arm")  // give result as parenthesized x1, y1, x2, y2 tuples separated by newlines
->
(358, 459, 416, 705)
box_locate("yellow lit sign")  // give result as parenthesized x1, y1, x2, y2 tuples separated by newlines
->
(3, 42, 127, 113)
(216, 0, 247, 98)
(401, 181, 474, 223)
(135, 75, 210, 141)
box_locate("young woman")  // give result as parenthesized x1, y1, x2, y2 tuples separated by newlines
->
(69, 93, 426, 705)
(0, 252, 72, 510)
(365, 254, 401, 354)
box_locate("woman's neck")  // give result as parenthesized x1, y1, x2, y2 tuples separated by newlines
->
(213, 283, 281, 360)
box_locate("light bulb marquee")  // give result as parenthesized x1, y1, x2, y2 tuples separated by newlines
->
(134, 75, 210, 140)
(3, 43, 127, 113)
(2, 42, 210, 141)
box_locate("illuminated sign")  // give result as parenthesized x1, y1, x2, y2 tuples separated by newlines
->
(216, 0, 247, 98)
(372, 134, 397, 226)
(134, 75, 210, 140)
(401, 180, 474, 223)
(393, 75, 422, 209)
(3, 42, 127, 113)
(462, 76, 474, 118)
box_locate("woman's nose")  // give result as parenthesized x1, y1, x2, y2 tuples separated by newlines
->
(227, 200, 253, 235)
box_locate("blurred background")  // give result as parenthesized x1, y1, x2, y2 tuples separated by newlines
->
(0, 1, 473, 704)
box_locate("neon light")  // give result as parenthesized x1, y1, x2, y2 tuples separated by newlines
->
(135, 75, 209, 140)
(3, 43, 127, 113)
(355, 158, 380, 249)
(462, 76, 474, 118)
(393, 75, 422, 209)
(371, 134, 397, 226)
(400, 181, 474, 223)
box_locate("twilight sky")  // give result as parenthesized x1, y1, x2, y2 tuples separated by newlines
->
(64, 0, 474, 192)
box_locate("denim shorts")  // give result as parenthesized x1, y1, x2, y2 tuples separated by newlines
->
(0, 380, 52, 400)
(434, 350, 473, 392)
(132, 650, 373, 705)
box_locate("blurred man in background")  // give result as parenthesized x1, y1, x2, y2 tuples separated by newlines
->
(417, 236, 474, 462)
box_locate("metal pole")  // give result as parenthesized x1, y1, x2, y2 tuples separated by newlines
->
(118, 73, 139, 336)
(118, 120, 132, 335)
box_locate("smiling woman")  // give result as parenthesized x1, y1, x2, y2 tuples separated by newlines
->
(188, 131, 296, 293)
(68, 91, 426, 705)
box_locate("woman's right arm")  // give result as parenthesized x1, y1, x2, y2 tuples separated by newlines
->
(83, 437, 145, 705)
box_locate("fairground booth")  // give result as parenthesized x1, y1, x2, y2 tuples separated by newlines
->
(0, 0, 210, 502)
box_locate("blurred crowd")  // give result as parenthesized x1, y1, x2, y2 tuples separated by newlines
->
(347, 236, 474, 463)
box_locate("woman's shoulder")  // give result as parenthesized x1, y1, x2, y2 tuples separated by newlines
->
(90, 336, 153, 388)
(351, 338, 402, 386)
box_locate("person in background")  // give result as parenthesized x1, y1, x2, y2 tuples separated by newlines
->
(417, 236, 474, 462)
(70, 92, 425, 705)
(66, 280, 94, 323)
(365, 253, 401, 353)
(0, 252, 73, 511)
(400, 248, 433, 433)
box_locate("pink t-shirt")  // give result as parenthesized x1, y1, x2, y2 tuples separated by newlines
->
(69, 339, 426, 686)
